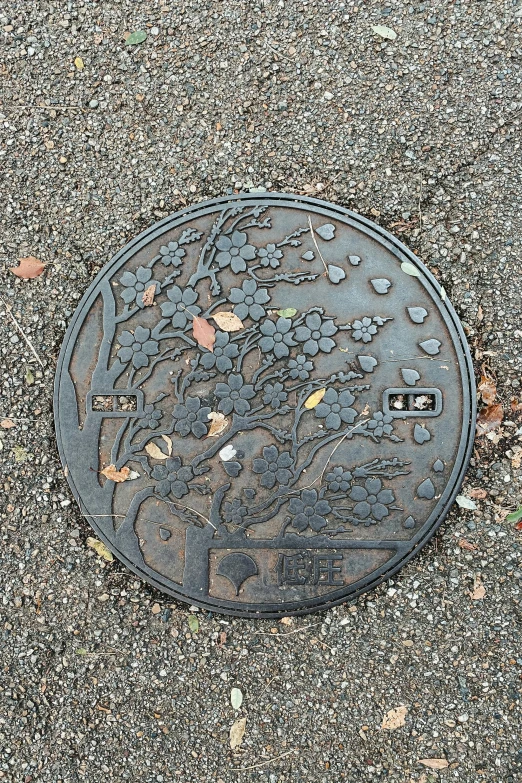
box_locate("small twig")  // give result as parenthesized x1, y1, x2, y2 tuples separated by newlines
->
(231, 749, 297, 772)
(0, 297, 44, 367)
(265, 42, 294, 61)
(0, 415, 43, 421)
(418, 176, 423, 233)
(299, 420, 369, 491)
(256, 622, 321, 636)
(307, 216, 328, 273)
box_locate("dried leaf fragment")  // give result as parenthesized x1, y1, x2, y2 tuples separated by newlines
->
(471, 577, 486, 600)
(401, 261, 420, 277)
(304, 388, 326, 410)
(193, 316, 216, 352)
(188, 614, 199, 633)
(212, 311, 244, 332)
(476, 403, 503, 436)
(161, 434, 173, 456)
(468, 487, 487, 500)
(419, 759, 449, 770)
(458, 539, 477, 551)
(506, 506, 522, 524)
(231, 687, 243, 710)
(87, 537, 114, 562)
(1, 419, 16, 429)
(145, 441, 169, 460)
(455, 495, 477, 511)
(207, 411, 229, 437)
(382, 705, 408, 730)
(478, 374, 496, 405)
(141, 284, 156, 307)
(101, 464, 130, 483)
(126, 30, 147, 45)
(277, 308, 297, 318)
(230, 717, 246, 750)
(372, 24, 397, 40)
(10, 256, 46, 279)
(74, 56, 84, 70)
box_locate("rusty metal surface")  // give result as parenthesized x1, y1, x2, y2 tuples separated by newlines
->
(54, 193, 476, 617)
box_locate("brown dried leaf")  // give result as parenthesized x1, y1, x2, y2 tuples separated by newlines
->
(212, 311, 244, 332)
(193, 316, 216, 352)
(478, 374, 496, 405)
(142, 284, 156, 307)
(458, 538, 477, 551)
(382, 705, 408, 730)
(476, 403, 503, 436)
(304, 388, 326, 410)
(145, 441, 169, 460)
(86, 537, 114, 562)
(1, 418, 16, 429)
(10, 256, 46, 279)
(229, 717, 246, 750)
(468, 487, 487, 499)
(217, 631, 227, 647)
(471, 577, 486, 600)
(207, 411, 229, 438)
(419, 759, 449, 770)
(100, 464, 130, 483)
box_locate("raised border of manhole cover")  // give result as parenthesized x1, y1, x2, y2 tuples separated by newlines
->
(54, 192, 476, 618)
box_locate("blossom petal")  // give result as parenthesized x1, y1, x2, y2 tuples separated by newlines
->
(325, 412, 341, 430)
(371, 503, 389, 521)
(377, 489, 395, 505)
(231, 230, 247, 248)
(233, 398, 250, 416)
(134, 325, 150, 343)
(141, 340, 159, 356)
(120, 271, 137, 287)
(228, 287, 244, 304)
(240, 244, 256, 261)
(366, 478, 382, 495)
(353, 501, 371, 519)
(215, 235, 232, 252)
(121, 287, 137, 304)
(349, 486, 367, 502)
(318, 337, 336, 353)
(233, 303, 249, 321)
(136, 266, 151, 283)
(132, 352, 149, 369)
(253, 459, 269, 474)
(231, 256, 247, 274)
(118, 330, 134, 347)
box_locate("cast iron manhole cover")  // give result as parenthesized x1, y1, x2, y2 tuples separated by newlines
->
(55, 193, 476, 617)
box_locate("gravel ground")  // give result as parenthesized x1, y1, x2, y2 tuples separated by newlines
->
(1, 1, 522, 781)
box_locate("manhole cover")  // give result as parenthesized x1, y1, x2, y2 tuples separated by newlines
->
(55, 193, 476, 617)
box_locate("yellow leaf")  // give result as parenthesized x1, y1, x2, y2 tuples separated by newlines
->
(87, 537, 114, 562)
(74, 56, 84, 70)
(381, 705, 408, 730)
(145, 442, 169, 460)
(207, 411, 229, 437)
(304, 388, 326, 410)
(161, 434, 172, 456)
(100, 464, 130, 483)
(212, 312, 245, 332)
(230, 717, 246, 750)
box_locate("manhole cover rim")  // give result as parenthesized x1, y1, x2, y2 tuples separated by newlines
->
(54, 191, 476, 618)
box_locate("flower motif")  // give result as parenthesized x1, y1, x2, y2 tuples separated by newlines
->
(367, 411, 394, 437)
(117, 326, 159, 369)
(199, 331, 239, 373)
(119, 266, 160, 309)
(151, 457, 193, 499)
(215, 374, 256, 416)
(289, 489, 331, 533)
(351, 317, 377, 343)
(288, 354, 314, 381)
(159, 240, 186, 267)
(228, 279, 270, 322)
(172, 396, 211, 438)
(313, 388, 357, 430)
(223, 498, 248, 526)
(257, 243, 283, 269)
(160, 286, 200, 329)
(253, 445, 293, 489)
(325, 466, 353, 493)
(262, 382, 288, 410)
(140, 403, 162, 430)
(294, 313, 337, 356)
(215, 230, 256, 273)
(259, 317, 296, 359)
(349, 478, 395, 524)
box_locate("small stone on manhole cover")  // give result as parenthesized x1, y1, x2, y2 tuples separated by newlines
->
(54, 193, 475, 617)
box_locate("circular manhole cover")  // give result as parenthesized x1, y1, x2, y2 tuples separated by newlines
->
(55, 193, 476, 617)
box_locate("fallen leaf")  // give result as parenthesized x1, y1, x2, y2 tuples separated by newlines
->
(161, 434, 173, 456)
(455, 495, 477, 511)
(125, 30, 147, 45)
(372, 24, 397, 40)
(277, 308, 298, 318)
(478, 374, 496, 405)
(74, 56, 84, 70)
(515, 521, 522, 531)
(193, 316, 216, 352)
(419, 759, 449, 770)
(231, 687, 243, 710)
(188, 614, 199, 633)
(1, 419, 16, 429)
(212, 312, 244, 332)
(207, 411, 229, 437)
(217, 631, 227, 647)
(145, 441, 169, 460)
(10, 256, 46, 279)
(230, 717, 246, 750)
(101, 464, 130, 483)
(468, 487, 487, 499)
(458, 538, 477, 551)
(506, 506, 522, 523)
(76, 648, 88, 655)
(382, 705, 408, 730)
(400, 261, 420, 277)
(127, 470, 140, 480)
(476, 403, 503, 436)
(142, 284, 156, 306)
(12, 445, 27, 462)
(471, 577, 486, 600)
(304, 388, 327, 410)
(87, 537, 114, 562)
(219, 444, 237, 462)
(511, 447, 522, 469)
(25, 368, 35, 386)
